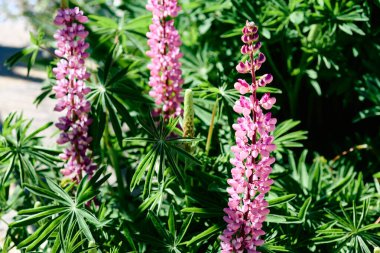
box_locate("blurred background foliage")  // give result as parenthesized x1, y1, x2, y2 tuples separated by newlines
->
(1, 0, 380, 252)
(7, 0, 380, 172)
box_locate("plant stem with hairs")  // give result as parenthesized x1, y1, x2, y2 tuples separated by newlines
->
(104, 115, 125, 199)
(183, 89, 195, 152)
(206, 96, 219, 155)
(61, 0, 68, 8)
(221, 21, 277, 252)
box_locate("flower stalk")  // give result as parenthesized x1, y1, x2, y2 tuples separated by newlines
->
(53, 7, 96, 181)
(183, 89, 195, 152)
(183, 89, 195, 138)
(220, 21, 277, 252)
(61, 0, 69, 8)
(205, 96, 219, 155)
(146, 0, 184, 119)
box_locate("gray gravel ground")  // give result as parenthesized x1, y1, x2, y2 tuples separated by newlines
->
(0, 19, 58, 251)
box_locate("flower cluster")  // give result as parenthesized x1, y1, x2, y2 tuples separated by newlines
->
(146, 0, 183, 119)
(53, 7, 96, 181)
(221, 21, 277, 253)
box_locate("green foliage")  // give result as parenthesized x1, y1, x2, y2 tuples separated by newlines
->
(9, 167, 109, 252)
(124, 116, 201, 199)
(355, 75, 380, 122)
(314, 201, 380, 252)
(1, 0, 379, 252)
(4, 30, 45, 76)
(273, 119, 308, 154)
(0, 113, 60, 185)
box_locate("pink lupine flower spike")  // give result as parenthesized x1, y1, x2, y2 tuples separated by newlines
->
(53, 7, 96, 181)
(220, 21, 277, 253)
(146, 0, 184, 119)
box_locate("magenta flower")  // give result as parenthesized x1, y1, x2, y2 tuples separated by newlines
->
(146, 0, 184, 119)
(53, 7, 96, 181)
(220, 21, 277, 252)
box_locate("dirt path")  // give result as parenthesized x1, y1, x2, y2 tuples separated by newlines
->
(0, 19, 58, 251)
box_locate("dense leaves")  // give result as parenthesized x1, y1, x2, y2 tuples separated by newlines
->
(1, 0, 379, 252)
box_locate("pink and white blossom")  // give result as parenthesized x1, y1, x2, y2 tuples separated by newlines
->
(221, 21, 277, 253)
(53, 7, 96, 181)
(146, 0, 183, 118)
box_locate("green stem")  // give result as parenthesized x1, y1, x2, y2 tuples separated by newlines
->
(291, 52, 308, 116)
(261, 44, 288, 89)
(61, 0, 69, 8)
(205, 97, 218, 155)
(104, 114, 125, 198)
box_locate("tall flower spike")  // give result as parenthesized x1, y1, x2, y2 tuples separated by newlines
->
(146, 0, 184, 119)
(53, 7, 96, 181)
(220, 21, 277, 253)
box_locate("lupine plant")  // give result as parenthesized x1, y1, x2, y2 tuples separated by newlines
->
(221, 21, 277, 252)
(53, 7, 97, 181)
(1, 0, 379, 253)
(146, 0, 184, 118)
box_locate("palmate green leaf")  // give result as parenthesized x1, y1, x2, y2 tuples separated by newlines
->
(273, 119, 308, 153)
(18, 153, 38, 183)
(46, 178, 75, 205)
(23, 122, 53, 142)
(182, 224, 223, 246)
(148, 210, 172, 241)
(258, 244, 290, 253)
(77, 212, 94, 241)
(266, 197, 311, 224)
(181, 207, 223, 218)
(266, 214, 290, 223)
(354, 75, 380, 122)
(9, 207, 67, 227)
(27, 214, 69, 251)
(105, 96, 124, 147)
(220, 28, 241, 38)
(0, 113, 58, 185)
(16, 217, 56, 249)
(108, 95, 136, 134)
(76, 167, 111, 206)
(24, 183, 68, 205)
(139, 198, 195, 248)
(257, 86, 282, 94)
(106, 67, 130, 87)
(9, 169, 108, 251)
(1, 155, 16, 187)
(123, 14, 151, 31)
(88, 15, 119, 41)
(4, 30, 44, 76)
(137, 191, 162, 214)
(297, 150, 309, 190)
(88, 55, 145, 147)
(266, 214, 303, 224)
(176, 213, 194, 244)
(143, 148, 159, 198)
(123, 226, 138, 252)
(268, 194, 297, 207)
(297, 197, 312, 221)
(138, 176, 175, 214)
(166, 142, 202, 165)
(130, 145, 157, 191)
(313, 234, 351, 244)
(134, 234, 167, 247)
(164, 144, 185, 186)
(126, 116, 201, 200)
(315, 200, 380, 250)
(1, 236, 12, 253)
(18, 205, 53, 215)
(4, 46, 38, 71)
(327, 168, 354, 197)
